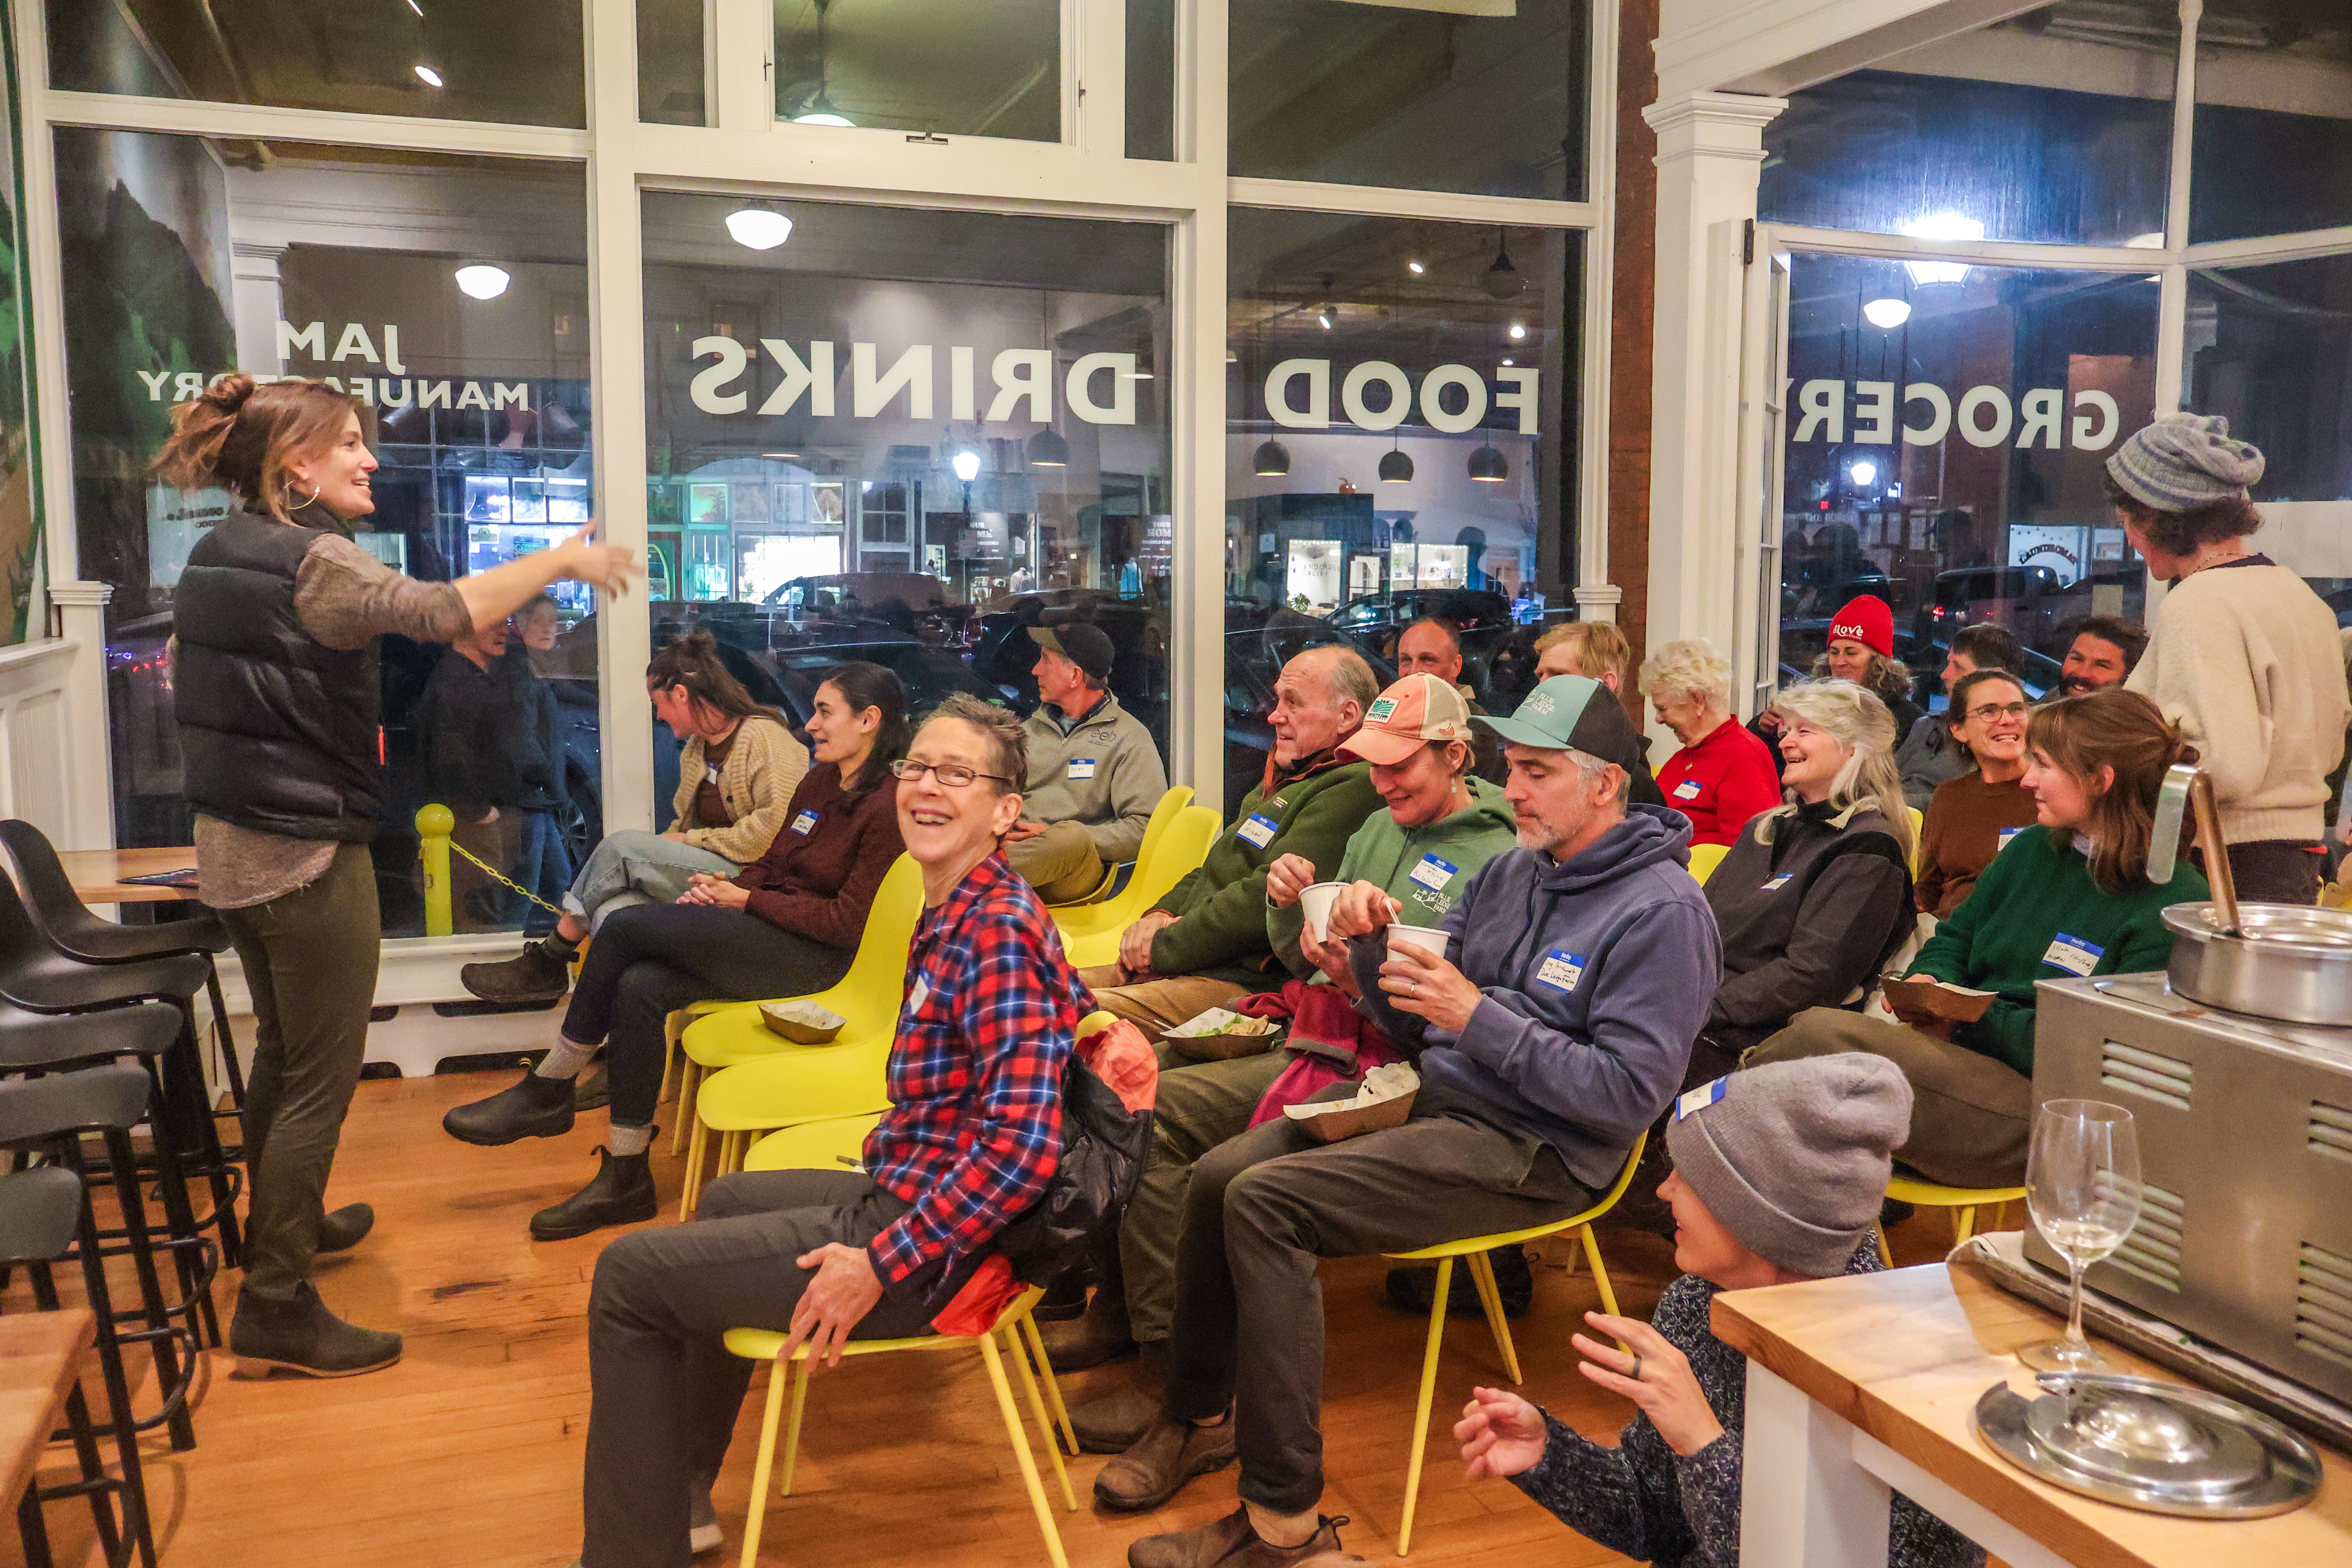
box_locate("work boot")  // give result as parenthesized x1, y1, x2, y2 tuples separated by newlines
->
(1383, 1244, 1533, 1319)
(460, 938, 574, 1004)
(229, 1281, 402, 1378)
(530, 1145, 659, 1241)
(1094, 1408, 1236, 1512)
(1034, 1272, 1090, 1323)
(1126, 1506, 1346, 1568)
(316, 1203, 375, 1254)
(443, 1070, 576, 1147)
(1071, 1339, 1167, 1453)
(1041, 1280, 1136, 1370)
(573, 1061, 611, 1112)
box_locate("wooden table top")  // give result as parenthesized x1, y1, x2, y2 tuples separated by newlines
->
(0, 1309, 95, 1513)
(1713, 1260, 2352, 1568)
(60, 846, 201, 904)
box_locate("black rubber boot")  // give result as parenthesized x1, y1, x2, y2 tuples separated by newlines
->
(316, 1203, 375, 1254)
(530, 1145, 659, 1241)
(460, 938, 575, 1004)
(230, 1281, 402, 1378)
(1040, 1278, 1136, 1370)
(1383, 1244, 1535, 1319)
(443, 1069, 577, 1147)
(573, 1061, 612, 1112)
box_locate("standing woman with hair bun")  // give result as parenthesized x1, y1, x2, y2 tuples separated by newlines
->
(162, 374, 638, 1377)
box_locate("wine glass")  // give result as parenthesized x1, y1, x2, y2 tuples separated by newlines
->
(2020, 1099, 2142, 1373)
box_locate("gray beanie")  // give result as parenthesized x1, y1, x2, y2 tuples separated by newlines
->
(2105, 412, 2265, 513)
(1664, 1056, 1911, 1278)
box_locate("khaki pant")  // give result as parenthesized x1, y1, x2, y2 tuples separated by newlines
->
(1077, 968, 1249, 1061)
(1120, 1052, 1286, 1342)
(1005, 820, 1108, 904)
(1745, 1007, 2032, 1188)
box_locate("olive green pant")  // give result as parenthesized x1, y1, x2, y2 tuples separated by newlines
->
(215, 844, 381, 1303)
(1005, 820, 1109, 904)
(1744, 1006, 2032, 1188)
(1119, 1051, 1286, 1343)
(1076, 967, 1250, 1056)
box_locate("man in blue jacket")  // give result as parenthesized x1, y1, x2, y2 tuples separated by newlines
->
(1098, 674, 1722, 1568)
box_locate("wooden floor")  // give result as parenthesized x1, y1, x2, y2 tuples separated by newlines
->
(5, 1069, 1988, 1568)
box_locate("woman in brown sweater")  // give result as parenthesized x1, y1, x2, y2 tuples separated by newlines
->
(443, 663, 911, 1240)
(1914, 669, 2041, 918)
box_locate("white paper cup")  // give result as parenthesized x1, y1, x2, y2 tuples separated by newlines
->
(1386, 923, 1450, 962)
(1299, 882, 1347, 943)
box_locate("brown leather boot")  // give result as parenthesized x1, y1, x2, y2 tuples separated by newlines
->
(1125, 1506, 1347, 1568)
(1094, 1408, 1236, 1512)
(1040, 1279, 1136, 1371)
(1071, 1339, 1167, 1453)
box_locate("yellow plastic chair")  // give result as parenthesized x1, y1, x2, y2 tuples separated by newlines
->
(660, 1000, 748, 1148)
(725, 1284, 1078, 1568)
(669, 855, 925, 1198)
(1686, 842, 1728, 886)
(1381, 1131, 1650, 1556)
(1906, 806, 1926, 877)
(742, 1112, 884, 1178)
(1040, 784, 1191, 919)
(1057, 806, 1220, 969)
(1874, 1171, 2027, 1267)
(684, 1039, 895, 1214)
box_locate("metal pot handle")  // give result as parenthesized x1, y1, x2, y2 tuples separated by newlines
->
(2150, 765, 2194, 885)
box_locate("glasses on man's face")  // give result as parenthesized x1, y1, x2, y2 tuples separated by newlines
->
(887, 758, 1012, 789)
(1965, 702, 2029, 724)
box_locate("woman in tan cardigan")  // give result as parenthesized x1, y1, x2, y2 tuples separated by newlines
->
(461, 629, 808, 1002)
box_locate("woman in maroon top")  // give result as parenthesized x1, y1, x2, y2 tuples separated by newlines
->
(443, 662, 911, 1240)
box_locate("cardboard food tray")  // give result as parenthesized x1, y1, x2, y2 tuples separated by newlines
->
(759, 999, 846, 1044)
(1163, 1008, 1283, 1062)
(1283, 1064, 1420, 1143)
(1879, 976, 1996, 1026)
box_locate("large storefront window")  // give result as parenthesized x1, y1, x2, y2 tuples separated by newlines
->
(641, 193, 1171, 806)
(60, 131, 595, 937)
(2189, 0, 2352, 242)
(773, 0, 1058, 140)
(1225, 208, 1575, 807)
(1773, 252, 2157, 701)
(639, 0, 706, 127)
(46, 0, 587, 129)
(0, 21, 41, 649)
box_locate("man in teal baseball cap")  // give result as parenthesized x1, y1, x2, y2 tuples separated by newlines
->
(1476, 674, 1653, 791)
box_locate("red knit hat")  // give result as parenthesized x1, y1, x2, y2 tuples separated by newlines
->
(1828, 595, 1895, 661)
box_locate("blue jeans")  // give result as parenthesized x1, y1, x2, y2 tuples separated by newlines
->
(562, 829, 743, 931)
(509, 809, 575, 937)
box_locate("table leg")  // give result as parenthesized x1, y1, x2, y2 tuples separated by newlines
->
(1739, 1362, 1891, 1568)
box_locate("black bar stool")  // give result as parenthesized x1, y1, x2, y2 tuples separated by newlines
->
(0, 998, 220, 1354)
(0, 1165, 138, 1568)
(0, 821, 247, 1126)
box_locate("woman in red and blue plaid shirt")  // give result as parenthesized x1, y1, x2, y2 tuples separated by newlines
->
(569, 694, 1090, 1568)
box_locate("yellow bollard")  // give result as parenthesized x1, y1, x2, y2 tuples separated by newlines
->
(416, 803, 456, 936)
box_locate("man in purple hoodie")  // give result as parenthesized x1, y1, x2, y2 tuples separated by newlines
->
(1097, 675, 1722, 1568)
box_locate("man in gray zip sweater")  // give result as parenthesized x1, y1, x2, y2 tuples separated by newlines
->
(1004, 623, 1169, 902)
(1100, 674, 1721, 1568)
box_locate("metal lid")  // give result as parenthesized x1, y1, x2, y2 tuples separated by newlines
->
(1975, 1374, 2323, 1518)
(2162, 900, 2352, 956)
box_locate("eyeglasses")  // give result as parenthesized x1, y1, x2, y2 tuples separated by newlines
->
(887, 758, 1013, 788)
(1964, 702, 2030, 724)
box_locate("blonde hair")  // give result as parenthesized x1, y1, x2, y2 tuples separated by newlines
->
(1754, 679, 1913, 857)
(1638, 638, 1733, 711)
(1535, 621, 1631, 685)
(151, 374, 360, 521)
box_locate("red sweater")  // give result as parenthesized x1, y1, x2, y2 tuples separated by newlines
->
(729, 761, 906, 947)
(1656, 718, 1784, 847)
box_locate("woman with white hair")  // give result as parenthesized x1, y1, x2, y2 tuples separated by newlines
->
(1641, 638, 1782, 847)
(1689, 679, 1915, 1083)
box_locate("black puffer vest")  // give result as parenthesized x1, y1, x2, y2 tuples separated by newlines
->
(174, 508, 382, 841)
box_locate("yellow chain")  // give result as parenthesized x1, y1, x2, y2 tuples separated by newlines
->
(445, 836, 570, 917)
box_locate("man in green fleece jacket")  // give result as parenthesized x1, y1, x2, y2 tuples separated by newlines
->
(1082, 644, 1383, 1040)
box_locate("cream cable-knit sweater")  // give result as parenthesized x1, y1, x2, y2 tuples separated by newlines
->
(2127, 558, 2347, 844)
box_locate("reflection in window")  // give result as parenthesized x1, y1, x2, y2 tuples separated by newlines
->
(1226, 208, 1573, 804)
(46, 0, 586, 128)
(640, 0, 706, 125)
(773, 0, 1059, 141)
(2190, 0, 2352, 242)
(1760, 3, 2174, 246)
(1775, 252, 2156, 700)
(640, 193, 1172, 797)
(58, 131, 596, 936)
(1127, 0, 1175, 161)
(1229, 0, 1586, 200)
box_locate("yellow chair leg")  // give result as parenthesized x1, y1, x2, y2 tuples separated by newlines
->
(1953, 1206, 1978, 1246)
(659, 1011, 686, 1109)
(1581, 1227, 1626, 1343)
(1464, 1252, 1523, 1385)
(681, 1109, 709, 1219)
(737, 1352, 792, 1568)
(1002, 1323, 1078, 1512)
(1396, 1256, 1452, 1559)
(779, 1354, 811, 1497)
(721, 1128, 745, 1180)
(671, 1058, 701, 1157)
(1019, 1314, 1078, 1455)
(979, 1330, 1071, 1568)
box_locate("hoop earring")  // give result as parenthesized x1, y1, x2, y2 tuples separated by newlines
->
(281, 477, 322, 508)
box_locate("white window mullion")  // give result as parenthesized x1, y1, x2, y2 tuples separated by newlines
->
(711, 0, 772, 134)
(1171, 0, 1227, 815)
(1074, 0, 1127, 159)
(1573, 0, 1621, 615)
(1227, 175, 1595, 231)
(39, 88, 590, 159)
(2165, 0, 2200, 253)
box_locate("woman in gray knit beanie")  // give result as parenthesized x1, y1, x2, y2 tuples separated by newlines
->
(2103, 413, 2345, 904)
(1454, 1057, 1984, 1568)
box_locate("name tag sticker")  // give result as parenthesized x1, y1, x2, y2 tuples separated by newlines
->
(1534, 949, 1586, 992)
(1672, 779, 1703, 801)
(1067, 758, 1098, 780)
(790, 809, 818, 836)
(1408, 853, 1459, 892)
(1236, 812, 1279, 849)
(705, 764, 722, 785)
(906, 976, 930, 1014)
(2042, 933, 2104, 977)
(1675, 1076, 1730, 1121)
(1762, 873, 1793, 891)
(1998, 826, 2024, 851)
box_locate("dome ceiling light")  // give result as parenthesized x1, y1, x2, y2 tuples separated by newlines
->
(454, 263, 510, 300)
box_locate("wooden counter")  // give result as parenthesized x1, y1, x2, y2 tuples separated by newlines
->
(58, 846, 201, 904)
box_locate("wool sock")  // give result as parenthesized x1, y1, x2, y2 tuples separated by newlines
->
(1243, 1502, 1318, 1549)
(534, 1036, 597, 1081)
(608, 1122, 654, 1157)
(539, 929, 581, 957)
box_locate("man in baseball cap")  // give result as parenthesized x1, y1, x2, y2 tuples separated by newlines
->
(1004, 620, 1169, 903)
(1474, 672, 1652, 784)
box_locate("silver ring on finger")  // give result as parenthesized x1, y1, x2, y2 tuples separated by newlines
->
(1408, 979, 1418, 996)
(1630, 1356, 1643, 1382)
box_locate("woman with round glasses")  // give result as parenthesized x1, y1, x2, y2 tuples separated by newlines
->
(443, 662, 911, 1241)
(1913, 669, 2041, 918)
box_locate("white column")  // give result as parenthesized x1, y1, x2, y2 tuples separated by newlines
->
(1642, 90, 1784, 660)
(45, 581, 116, 849)
(232, 241, 289, 375)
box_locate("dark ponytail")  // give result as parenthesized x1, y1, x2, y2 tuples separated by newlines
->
(820, 661, 912, 799)
(645, 628, 788, 729)
(151, 374, 359, 520)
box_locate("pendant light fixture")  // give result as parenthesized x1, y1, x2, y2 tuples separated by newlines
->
(1481, 227, 1523, 300)
(1254, 438, 1291, 477)
(1466, 439, 1509, 483)
(1026, 292, 1069, 466)
(724, 203, 793, 250)
(1378, 280, 1411, 482)
(792, 0, 855, 125)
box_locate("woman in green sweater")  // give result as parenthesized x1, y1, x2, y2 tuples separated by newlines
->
(1748, 688, 2206, 1187)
